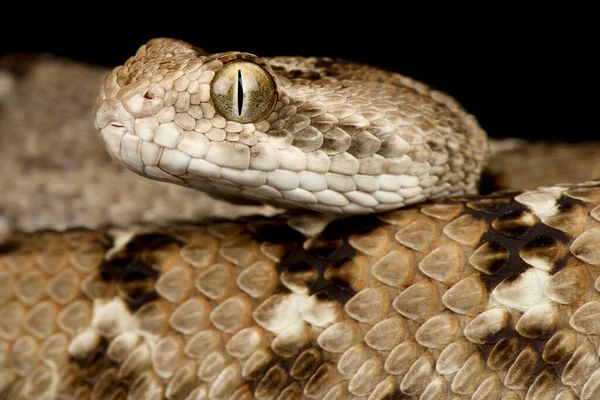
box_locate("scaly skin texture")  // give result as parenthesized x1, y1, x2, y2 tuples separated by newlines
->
(2, 181, 600, 399)
(95, 38, 487, 214)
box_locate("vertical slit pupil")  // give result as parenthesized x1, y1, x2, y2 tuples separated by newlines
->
(237, 70, 244, 116)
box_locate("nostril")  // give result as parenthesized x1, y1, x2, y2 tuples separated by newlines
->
(143, 91, 155, 100)
(110, 122, 124, 128)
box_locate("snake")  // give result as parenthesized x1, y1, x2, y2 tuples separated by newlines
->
(1, 37, 600, 399)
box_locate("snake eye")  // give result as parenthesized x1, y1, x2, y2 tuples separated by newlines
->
(210, 61, 276, 123)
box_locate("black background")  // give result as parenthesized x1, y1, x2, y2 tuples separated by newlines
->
(1, 8, 593, 141)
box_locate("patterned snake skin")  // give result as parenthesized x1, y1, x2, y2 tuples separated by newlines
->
(3, 184, 600, 399)
(2, 39, 600, 399)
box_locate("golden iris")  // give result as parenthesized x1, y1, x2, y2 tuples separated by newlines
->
(210, 61, 276, 123)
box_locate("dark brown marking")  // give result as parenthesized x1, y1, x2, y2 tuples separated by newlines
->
(521, 235, 567, 273)
(124, 233, 183, 253)
(479, 167, 509, 195)
(523, 235, 557, 251)
(460, 192, 572, 291)
(309, 236, 356, 263)
(476, 241, 511, 274)
(121, 257, 160, 281)
(118, 257, 160, 311)
(321, 214, 384, 240)
(556, 192, 586, 209)
(248, 214, 384, 305)
(492, 209, 536, 238)
(0, 239, 20, 255)
(99, 259, 158, 312)
(100, 255, 158, 282)
(279, 244, 356, 304)
(99, 233, 181, 311)
(246, 217, 306, 244)
(285, 215, 384, 304)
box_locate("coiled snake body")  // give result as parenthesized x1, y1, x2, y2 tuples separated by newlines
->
(1, 38, 600, 399)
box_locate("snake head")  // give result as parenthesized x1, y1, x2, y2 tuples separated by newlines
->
(95, 38, 487, 214)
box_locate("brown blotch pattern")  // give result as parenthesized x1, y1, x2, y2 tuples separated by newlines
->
(1, 182, 600, 398)
(99, 233, 181, 312)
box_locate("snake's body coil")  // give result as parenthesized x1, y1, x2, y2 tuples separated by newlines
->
(3, 184, 600, 399)
(1, 38, 599, 399)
